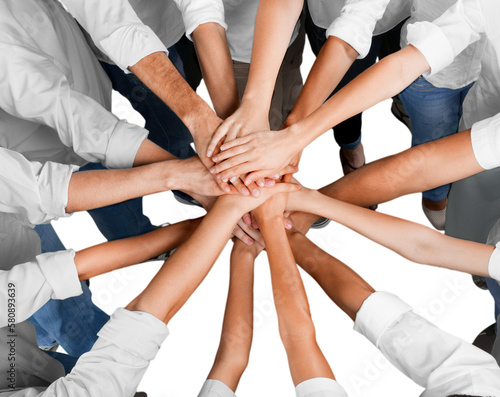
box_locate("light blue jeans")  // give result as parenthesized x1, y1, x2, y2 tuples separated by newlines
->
(399, 76, 474, 202)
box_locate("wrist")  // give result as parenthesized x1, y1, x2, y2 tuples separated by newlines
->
(286, 124, 307, 154)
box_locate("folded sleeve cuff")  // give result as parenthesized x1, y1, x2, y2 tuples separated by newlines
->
(326, 16, 372, 59)
(38, 162, 80, 218)
(471, 114, 500, 170)
(99, 25, 167, 70)
(354, 291, 413, 347)
(185, 17, 228, 41)
(198, 379, 235, 397)
(406, 22, 455, 77)
(36, 250, 83, 300)
(104, 121, 149, 169)
(295, 377, 348, 397)
(98, 308, 169, 362)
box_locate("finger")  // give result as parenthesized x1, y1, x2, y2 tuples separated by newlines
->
(284, 217, 292, 230)
(244, 180, 261, 198)
(244, 169, 277, 186)
(242, 212, 252, 225)
(220, 135, 252, 151)
(231, 177, 250, 196)
(264, 178, 276, 187)
(219, 164, 266, 187)
(211, 153, 252, 175)
(279, 165, 299, 178)
(215, 177, 234, 194)
(251, 214, 259, 230)
(207, 123, 230, 158)
(212, 144, 249, 163)
(237, 219, 265, 247)
(232, 225, 254, 246)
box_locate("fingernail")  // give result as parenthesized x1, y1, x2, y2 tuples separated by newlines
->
(206, 150, 212, 157)
(220, 145, 226, 151)
(212, 156, 218, 162)
(222, 178, 228, 183)
(285, 220, 292, 229)
(246, 239, 254, 245)
(252, 189, 260, 198)
(210, 167, 216, 174)
(224, 187, 231, 193)
(230, 176, 237, 183)
(242, 188, 250, 196)
(272, 174, 279, 179)
(265, 179, 275, 187)
(257, 179, 265, 187)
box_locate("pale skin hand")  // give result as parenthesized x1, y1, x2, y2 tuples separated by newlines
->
(253, 194, 335, 385)
(286, 185, 494, 279)
(213, 45, 431, 185)
(206, 239, 263, 391)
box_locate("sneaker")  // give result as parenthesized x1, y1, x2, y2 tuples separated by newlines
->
(310, 218, 331, 229)
(390, 98, 412, 131)
(422, 201, 446, 231)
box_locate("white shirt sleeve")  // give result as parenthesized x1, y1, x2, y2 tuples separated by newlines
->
(406, 0, 486, 77)
(0, 44, 148, 170)
(0, 148, 78, 225)
(60, 0, 167, 70)
(0, 250, 82, 327)
(12, 309, 169, 397)
(354, 291, 500, 395)
(326, 0, 392, 59)
(173, 0, 227, 40)
(470, 112, 500, 170)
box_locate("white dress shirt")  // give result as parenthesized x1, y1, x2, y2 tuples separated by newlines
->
(407, 0, 500, 131)
(0, 0, 149, 170)
(355, 291, 500, 396)
(173, 0, 301, 63)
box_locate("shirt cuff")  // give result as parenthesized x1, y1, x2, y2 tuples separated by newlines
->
(354, 291, 412, 347)
(470, 114, 500, 170)
(104, 121, 149, 169)
(36, 250, 83, 300)
(178, 1, 227, 41)
(199, 379, 235, 397)
(406, 21, 455, 77)
(99, 25, 167, 70)
(326, 16, 372, 59)
(488, 244, 500, 282)
(98, 308, 169, 362)
(295, 377, 348, 397)
(38, 162, 80, 217)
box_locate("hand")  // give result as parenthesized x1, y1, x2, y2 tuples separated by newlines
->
(219, 181, 301, 216)
(210, 129, 300, 186)
(231, 217, 265, 247)
(206, 101, 270, 158)
(252, 190, 289, 224)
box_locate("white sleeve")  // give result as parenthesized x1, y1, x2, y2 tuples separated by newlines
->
(0, 250, 82, 327)
(326, 0, 392, 59)
(0, 44, 148, 169)
(16, 309, 169, 397)
(0, 148, 77, 225)
(406, 0, 485, 77)
(60, 0, 167, 70)
(173, 0, 227, 40)
(354, 292, 500, 394)
(470, 112, 500, 170)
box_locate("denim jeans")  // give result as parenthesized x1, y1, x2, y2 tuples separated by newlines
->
(399, 77, 473, 202)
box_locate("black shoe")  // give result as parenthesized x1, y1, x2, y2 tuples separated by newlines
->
(172, 190, 202, 207)
(473, 323, 496, 353)
(310, 218, 331, 229)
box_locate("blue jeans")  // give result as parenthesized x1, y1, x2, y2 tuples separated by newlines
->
(399, 77, 473, 202)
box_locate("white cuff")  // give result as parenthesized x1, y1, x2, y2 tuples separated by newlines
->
(354, 291, 412, 347)
(326, 16, 371, 59)
(406, 22, 455, 77)
(198, 379, 235, 397)
(98, 308, 169, 361)
(488, 244, 500, 283)
(470, 114, 500, 170)
(36, 250, 83, 300)
(104, 121, 149, 169)
(38, 162, 80, 217)
(295, 377, 348, 397)
(176, 1, 227, 41)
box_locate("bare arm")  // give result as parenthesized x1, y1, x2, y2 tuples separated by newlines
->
(206, 240, 262, 391)
(254, 195, 334, 385)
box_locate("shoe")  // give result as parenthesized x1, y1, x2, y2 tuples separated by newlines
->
(473, 323, 496, 353)
(172, 190, 202, 207)
(472, 275, 489, 290)
(134, 393, 147, 397)
(310, 218, 331, 229)
(390, 98, 412, 131)
(422, 200, 446, 230)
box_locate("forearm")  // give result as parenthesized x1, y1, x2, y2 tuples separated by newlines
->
(133, 139, 177, 167)
(74, 218, 201, 280)
(66, 159, 186, 213)
(288, 45, 430, 150)
(130, 51, 217, 136)
(295, 190, 494, 277)
(242, 0, 303, 112)
(288, 229, 374, 321)
(208, 242, 256, 391)
(192, 23, 240, 119)
(285, 36, 358, 126)
(125, 200, 241, 324)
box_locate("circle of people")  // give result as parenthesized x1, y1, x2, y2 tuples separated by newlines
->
(1, 0, 500, 396)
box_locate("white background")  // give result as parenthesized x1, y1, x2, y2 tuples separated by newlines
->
(52, 40, 494, 396)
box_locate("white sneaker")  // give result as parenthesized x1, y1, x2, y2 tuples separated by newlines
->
(422, 201, 446, 231)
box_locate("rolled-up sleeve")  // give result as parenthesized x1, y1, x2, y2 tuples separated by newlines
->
(0, 250, 82, 327)
(173, 0, 227, 40)
(60, 0, 167, 70)
(470, 112, 500, 170)
(406, 0, 485, 77)
(0, 148, 78, 225)
(0, 44, 148, 170)
(326, 0, 391, 59)
(21, 309, 169, 397)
